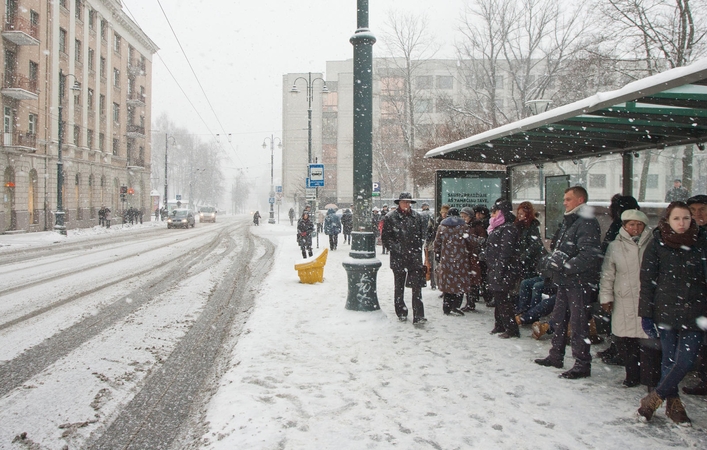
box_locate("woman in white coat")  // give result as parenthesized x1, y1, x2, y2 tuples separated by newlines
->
(599, 209, 658, 388)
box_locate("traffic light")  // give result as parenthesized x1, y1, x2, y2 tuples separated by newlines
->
(120, 185, 127, 202)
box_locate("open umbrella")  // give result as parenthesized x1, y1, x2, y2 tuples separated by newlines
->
(324, 203, 338, 210)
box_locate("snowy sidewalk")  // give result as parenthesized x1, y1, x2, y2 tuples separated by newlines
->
(202, 223, 706, 449)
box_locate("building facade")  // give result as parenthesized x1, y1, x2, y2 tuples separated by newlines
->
(1, 0, 158, 233)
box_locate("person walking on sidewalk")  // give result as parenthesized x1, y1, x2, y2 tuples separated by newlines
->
(534, 186, 602, 379)
(637, 201, 707, 426)
(341, 208, 353, 245)
(382, 193, 428, 325)
(288, 207, 296, 226)
(323, 208, 341, 250)
(296, 211, 315, 258)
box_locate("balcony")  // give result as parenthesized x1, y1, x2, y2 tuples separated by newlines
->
(128, 59, 146, 76)
(127, 124, 145, 138)
(3, 16, 40, 46)
(126, 91, 146, 107)
(2, 131, 37, 152)
(2, 73, 39, 100)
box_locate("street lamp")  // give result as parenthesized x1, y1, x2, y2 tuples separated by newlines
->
(262, 135, 282, 224)
(55, 70, 81, 235)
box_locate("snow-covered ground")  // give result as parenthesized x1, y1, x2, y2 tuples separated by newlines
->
(201, 223, 707, 450)
(2, 219, 706, 449)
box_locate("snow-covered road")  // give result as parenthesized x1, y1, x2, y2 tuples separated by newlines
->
(0, 216, 272, 449)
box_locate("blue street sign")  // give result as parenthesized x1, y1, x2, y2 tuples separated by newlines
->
(276, 185, 283, 193)
(268, 197, 275, 204)
(308, 164, 324, 187)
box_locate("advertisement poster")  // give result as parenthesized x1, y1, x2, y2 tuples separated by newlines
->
(545, 175, 570, 239)
(435, 171, 507, 212)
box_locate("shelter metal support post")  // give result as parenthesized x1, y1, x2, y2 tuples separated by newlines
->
(622, 152, 633, 197)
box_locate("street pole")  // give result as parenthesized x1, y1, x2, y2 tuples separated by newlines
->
(262, 135, 281, 224)
(164, 134, 168, 216)
(343, 0, 381, 311)
(54, 70, 66, 235)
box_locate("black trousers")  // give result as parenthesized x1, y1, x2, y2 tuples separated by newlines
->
(549, 285, 593, 371)
(493, 290, 518, 335)
(393, 269, 424, 320)
(328, 234, 338, 250)
(615, 337, 662, 387)
(443, 293, 463, 313)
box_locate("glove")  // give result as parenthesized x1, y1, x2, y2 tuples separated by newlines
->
(546, 250, 569, 272)
(641, 317, 659, 339)
(435, 253, 440, 263)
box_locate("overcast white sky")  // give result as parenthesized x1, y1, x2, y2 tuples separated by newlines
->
(121, 0, 465, 199)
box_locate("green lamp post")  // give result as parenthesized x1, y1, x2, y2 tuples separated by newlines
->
(343, 0, 381, 311)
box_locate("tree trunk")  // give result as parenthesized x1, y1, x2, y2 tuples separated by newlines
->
(637, 150, 651, 202)
(682, 144, 694, 194)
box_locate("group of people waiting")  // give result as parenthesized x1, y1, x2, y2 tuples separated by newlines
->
(294, 206, 354, 258)
(377, 188, 707, 427)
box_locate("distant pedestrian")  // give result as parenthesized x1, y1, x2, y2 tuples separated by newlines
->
(253, 211, 261, 226)
(104, 207, 111, 228)
(323, 208, 341, 250)
(665, 179, 689, 202)
(341, 208, 353, 245)
(297, 211, 315, 258)
(381, 193, 428, 325)
(98, 206, 106, 227)
(288, 207, 296, 226)
(155, 208, 159, 221)
(380, 204, 389, 254)
(316, 210, 325, 233)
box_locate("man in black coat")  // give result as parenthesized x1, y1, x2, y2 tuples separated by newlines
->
(535, 186, 602, 379)
(381, 193, 428, 325)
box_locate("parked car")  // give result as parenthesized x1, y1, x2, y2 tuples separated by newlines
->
(167, 209, 195, 229)
(199, 206, 217, 223)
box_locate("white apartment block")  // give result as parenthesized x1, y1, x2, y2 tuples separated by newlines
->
(1, 0, 158, 233)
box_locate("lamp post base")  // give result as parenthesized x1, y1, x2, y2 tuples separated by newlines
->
(54, 211, 67, 236)
(343, 231, 381, 311)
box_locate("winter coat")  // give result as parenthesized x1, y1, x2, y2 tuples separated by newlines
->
(485, 212, 521, 292)
(323, 209, 341, 235)
(638, 226, 707, 331)
(599, 227, 652, 339)
(516, 218, 545, 280)
(433, 216, 478, 294)
(296, 217, 314, 248)
(381, 207, 427, 272)
(341, 210, 353, 234)
(545, 204, 602, 287)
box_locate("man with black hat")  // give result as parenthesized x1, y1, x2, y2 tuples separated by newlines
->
(382, 193, 428, 324)
(682, 194, 707, 395)
(535, 186, 602, 379)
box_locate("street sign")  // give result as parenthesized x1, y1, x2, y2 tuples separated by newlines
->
(308, 164, 324, 187)
(176, 194, 182, 200)
(305, 187, 316, 199)
(276, 185, 283, 193)
(372, 181, 380, 197)
(268, 197, 275, 204)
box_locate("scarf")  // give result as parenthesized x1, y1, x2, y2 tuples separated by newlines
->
(658, 220, 699, 249)
(487, 213, 505, 234)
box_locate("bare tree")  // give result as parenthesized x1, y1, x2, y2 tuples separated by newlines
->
(377, 10, 439, 196)
(599, 0, 707, 197)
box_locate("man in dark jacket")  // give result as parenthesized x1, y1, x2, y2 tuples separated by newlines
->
(535, 186, 602, 379)
(382, 193, 428, 325)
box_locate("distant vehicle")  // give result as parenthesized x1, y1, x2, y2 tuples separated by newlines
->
(199, 206, 217, 223)
(167, 209, 195, 229)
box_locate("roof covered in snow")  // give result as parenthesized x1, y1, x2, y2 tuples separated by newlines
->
(424, 58, 707, 167)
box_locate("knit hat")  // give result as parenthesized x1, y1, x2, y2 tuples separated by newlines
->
(447, 207, 460, 216)
(460, 206, 475, 217)
(490, 198, 513, 215)
(621, 209, 648, 224)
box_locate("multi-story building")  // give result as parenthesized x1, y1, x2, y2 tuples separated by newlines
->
(283, 57, 695, 210)
(1, 0, 158, 233)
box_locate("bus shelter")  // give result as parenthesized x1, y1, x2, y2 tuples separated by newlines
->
(424, 58, 707, 198)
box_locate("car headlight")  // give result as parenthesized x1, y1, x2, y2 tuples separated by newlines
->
(167, 219, 172, 223)
(181, 219, 187, 223)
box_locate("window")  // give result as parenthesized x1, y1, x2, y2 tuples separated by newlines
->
(647, 174, 659, 189)
(99, 133, 104, 151)
(416, 76, 432, 89)
(88, 48, 94, 70)
(436, 76, 453, 90)
(29, 114, 37, 135)
(414, 98, 433, 113)
(113, 103, 120, 123)
(73, 125, 81, 146)
(100, 19, 107, 40)
(59, 28, 67, 53)
(100, 57, 106, 78)
(30, 10, 39, 27)
(87, 129, 93, 149)
(99, 94, 105, 115)
(113, 68, 120, 88)
(29, 61, 38, 83)
(112, 138, 119, 155)
(88, 9, 95, 29)
(74, 91, 80, 107)
(60, 0, 67, 8)
(113, 33, 121, 54)
(59, 73, 66, 99)
(75, 0, 82, 20)
(589, 173, 607, 188)
(128, 77, 135, 95)
(75, 39, 81, 62)
(87, 88, 94, 110)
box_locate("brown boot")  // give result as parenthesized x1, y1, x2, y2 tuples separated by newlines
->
(637, 391, 663, 421)
(665, 397, 691, 427)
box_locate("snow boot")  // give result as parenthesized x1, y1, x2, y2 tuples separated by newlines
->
(665, 397, 691, 427)
(637, 391, 663, 422)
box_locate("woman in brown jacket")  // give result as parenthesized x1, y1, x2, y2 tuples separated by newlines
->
(434, 208, 476, 316)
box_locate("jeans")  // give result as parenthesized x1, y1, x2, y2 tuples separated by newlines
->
(518, 294, 556, 324)
(655, 329, 704, 399)
(516, 276, 543, 313)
